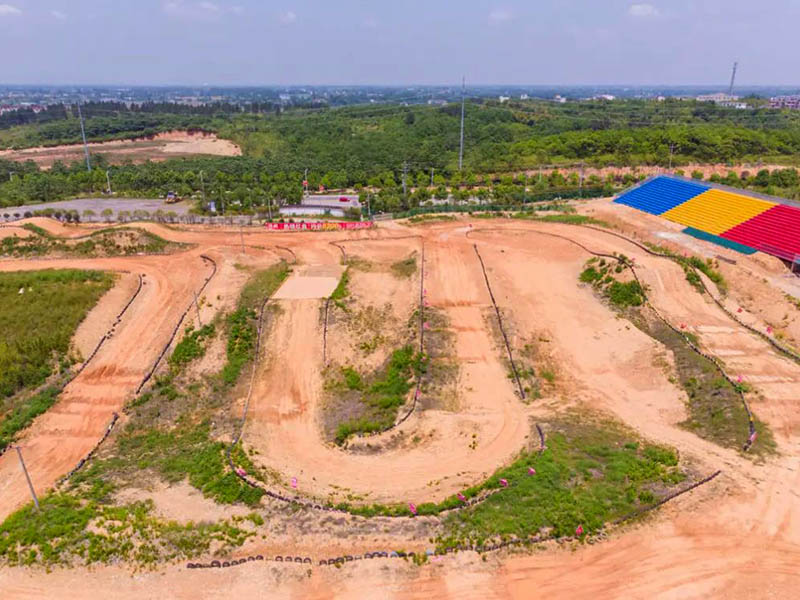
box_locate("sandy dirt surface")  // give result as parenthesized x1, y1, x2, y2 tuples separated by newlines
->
(2, 216, 800, 598)
(273, 264, 343, 299)
(0, 130, 241, 169)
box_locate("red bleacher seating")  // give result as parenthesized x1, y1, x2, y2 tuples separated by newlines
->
(721, 204, 800, 262)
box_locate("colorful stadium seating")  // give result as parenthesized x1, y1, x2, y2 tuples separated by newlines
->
(662, 189, 775, 234)
(721, 204, 800, 262)
(682, 227, 757, 255)
(614, 175, 800, 264)
(613, 177, 709, 215)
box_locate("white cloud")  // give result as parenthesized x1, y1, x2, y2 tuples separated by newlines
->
(163, 1, 241, 20)
(279, 10, 296, 24)
(488, 8, 511, 24)
(628, 3, 660, 18)
(0, 4, 22, 16)
(50, 10, 67, 20)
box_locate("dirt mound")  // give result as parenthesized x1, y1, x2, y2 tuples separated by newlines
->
(0, 130, 241, 169)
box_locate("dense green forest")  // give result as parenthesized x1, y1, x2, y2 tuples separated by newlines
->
(1, 98, 800, 211)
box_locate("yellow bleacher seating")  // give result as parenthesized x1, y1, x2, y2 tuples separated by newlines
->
(661, 189, 776, 235)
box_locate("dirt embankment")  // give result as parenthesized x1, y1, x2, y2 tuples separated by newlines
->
(517, 162, 791, 181)
(0, 130, 241, 169)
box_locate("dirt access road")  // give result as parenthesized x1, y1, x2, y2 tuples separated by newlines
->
(1, 214, 799, 598)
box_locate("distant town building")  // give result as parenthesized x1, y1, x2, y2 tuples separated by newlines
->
(718, 100, 748, 110)
(498, 96, 510, 103)
(592, 94, 616, 101)
(552, 94, 567, 104)
(696, 93, 738, 103)
(769, 95, 800, 110)
(520, 93, 529, 100)
(695, 93, 747, 109)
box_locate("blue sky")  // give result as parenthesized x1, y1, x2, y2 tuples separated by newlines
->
(0, 1, 798, 85)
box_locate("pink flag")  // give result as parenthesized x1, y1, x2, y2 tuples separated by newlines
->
(749, 431, 758, 443)
(767, 326, 773, 334)
(423, 322, 430, 330)
(575, 525, 584, 536)
(290, 477, 297, 489)
(528, 467, 536, 476)
(499, 478, 509, 487)
(680, 323, 686, 330)
(737, 307, 743, 313)
(415, 389, 421, 399)
(736, 375, 743, 383)
(409, 503, 418, 515)
(235, 467, 247, 477)
(457, 493, 467, 502)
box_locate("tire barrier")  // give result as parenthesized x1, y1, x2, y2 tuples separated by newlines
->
(329, 241, 347, 263)
(578, 224, 800, 366)
(611, 470, 721, 525)
(468, 225, 759, 452)
(135, 255, 218, 395)
(273, 245, 298, 264)
(57, 412, 119, 484)
(309, 469, 721, 567)
(472, 244, 527, 400)
(536, 424, 546, 455)
(73, 273, 144, 381)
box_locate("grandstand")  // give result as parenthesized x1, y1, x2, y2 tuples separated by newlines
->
(615, 175, 800, 265)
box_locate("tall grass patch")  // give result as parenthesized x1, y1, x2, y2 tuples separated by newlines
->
(0, 269, 113, 399)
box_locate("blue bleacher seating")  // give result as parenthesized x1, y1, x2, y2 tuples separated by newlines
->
(614, 177, 709, 215)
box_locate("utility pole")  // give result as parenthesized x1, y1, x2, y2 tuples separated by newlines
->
(106, 170, 112, 194)
(728, 61, 738, 96)
(15, 446, 40, 511)
(458, 76, 466, 171)
(303, 168, 308, 198)
(579, 162, 585, 196)
(77, 103, 91, 172)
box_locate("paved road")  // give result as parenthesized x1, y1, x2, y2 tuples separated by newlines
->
(0, 197, 192, 220)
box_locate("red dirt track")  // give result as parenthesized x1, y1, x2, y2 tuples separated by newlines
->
(1, 210, 799, 599)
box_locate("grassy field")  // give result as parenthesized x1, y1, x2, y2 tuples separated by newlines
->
(328, 345, 425, 445)
(0, 269, 113, 399)
(437, 419, 687, 548)
(633, 313, 775, 456)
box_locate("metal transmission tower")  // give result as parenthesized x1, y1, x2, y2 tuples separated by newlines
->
(728, 61, 738, 96)
(77, 103, 91, 172)
(458, 76, 466, 171)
